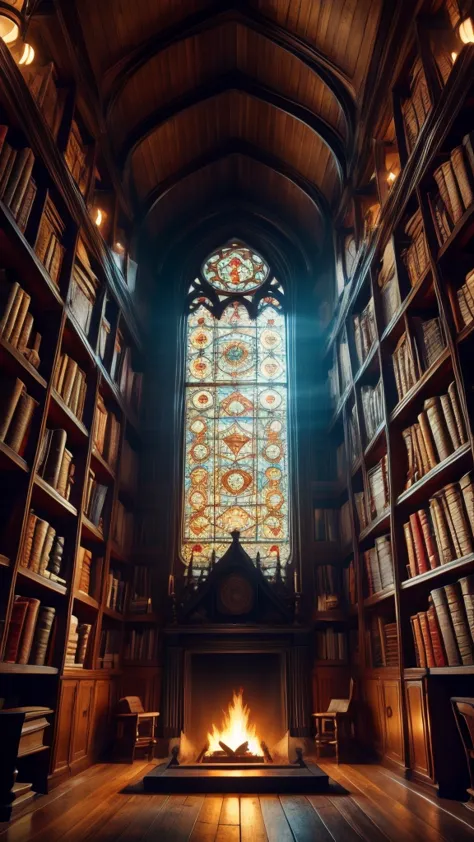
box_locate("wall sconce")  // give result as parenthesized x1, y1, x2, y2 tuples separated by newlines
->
(459, 16, 474, 43)
(451, 51, 458, 62)
(0, 2, 34, 64)
(114, 241, 125, 254)
(94, 208, 104, 227)
(387, 171, 397, 184)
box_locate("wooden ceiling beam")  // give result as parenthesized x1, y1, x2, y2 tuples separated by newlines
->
(120, 71, 346, 187)
(141, 140, 331, 230)
(103, 3, 356, 141)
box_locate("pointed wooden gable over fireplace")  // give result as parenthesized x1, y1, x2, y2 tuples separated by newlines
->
(180, 531, 293, 625)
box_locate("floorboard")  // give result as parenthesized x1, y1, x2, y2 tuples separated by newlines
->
(2, 760, 474, 842)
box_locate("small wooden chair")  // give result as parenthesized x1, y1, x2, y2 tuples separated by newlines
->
(114, 696, 159, 762)
(451, 697, 474, 810)
(312, 678, 355, 764)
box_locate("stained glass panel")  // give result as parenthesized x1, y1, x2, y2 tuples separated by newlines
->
(183, 246, 289, 571)
(202, 245, 269, 293)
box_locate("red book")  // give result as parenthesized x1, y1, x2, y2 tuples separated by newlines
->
(418, 611, 435, 667)
(4, 597, 29, 662)
(409, 511, 429, 574)
(418, 509, 440, 570)
(427, 600, 448, 667)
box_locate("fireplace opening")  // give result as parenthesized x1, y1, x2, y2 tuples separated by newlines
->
(185, 651, 286, 761)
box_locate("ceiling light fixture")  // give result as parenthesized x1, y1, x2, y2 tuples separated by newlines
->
(18, 41, 34, 64)
(0, 14, 18, 43)
(387, 171, 397, 184)
(95, 208, 103, 227)
(459, 16, 474, 43)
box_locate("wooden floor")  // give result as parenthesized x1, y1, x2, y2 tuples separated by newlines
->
(2, 759, 474, 842)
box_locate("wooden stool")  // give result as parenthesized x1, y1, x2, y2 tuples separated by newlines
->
(115, 696, 159, 762)
(312, 678, 355, 764)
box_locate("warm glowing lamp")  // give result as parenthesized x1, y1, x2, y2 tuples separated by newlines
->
(451, 51, 458, 62)
(94, 208, 103, 227)
(18, 42, 34, 65)
(387, 171, 397, 184)
(459, 16, 474, 43)
(0, 14, 19, 44)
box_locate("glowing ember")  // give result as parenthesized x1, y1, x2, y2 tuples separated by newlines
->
(207, 690, 260, 755)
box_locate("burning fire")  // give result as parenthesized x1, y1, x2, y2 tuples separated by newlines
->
(207, 689, 260, 755)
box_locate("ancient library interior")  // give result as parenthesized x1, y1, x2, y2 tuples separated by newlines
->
(2, 1, 474, 840)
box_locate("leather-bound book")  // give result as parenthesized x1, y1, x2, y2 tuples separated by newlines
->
(21, 511, 37, 567)
(56, 448, 73, 498)
(459, 473, 474, 536)
(17, 598, 41, 664)
(4, 597, 30, 662)
(439, 393, 461, 451)
(414, 423, 430, 477)
(459, 574, 474, 644)
(2, 148, 32, 208)
(61, 357, 78, 406)
(9, 289, 31, 349)
(78, 547, 92, 594)
(418, 509, 440, 569)
(54, 353, 68, 394)
(0, 377, 24, 442)
(425, 396, 452, 462)
(411, 614, 426, 667)
(444, 582, 474, 665)
(427, 599, 448, 666)
(40, 428, 67, 489)
(9, 149, 35, 219)
(16, 177, 37, 233)
(48, 535, 64, 576)
(5, 391, 38, 454)
(404, 521, 418, 578)
(450, 146, 474, 211)
(437, 489, 462, 558)
(0, 280, 20, 339)
(69, 369, 82, 417)
(444, 483, 473, 557)
(38, 524, 56, 576)
(29, 606, 56, 666)
(76, 375, 87, 422)
(430, 587, 461, 666)
(1, 283, 22, 343)
(448, 381, 467, 445)
(17, 312, 33, 352)
(29, 518, 49, 574)
(77, 624, 91, 664)
(418, 611, 435, 667)
(0, 146, 17, 199)
(442, 161, 464, 223)
(417, 409, 438, 469)
(409, 511, 429, 574)
(433, 164, 454, 223)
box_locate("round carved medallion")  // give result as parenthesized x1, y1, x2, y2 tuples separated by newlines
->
(218, 574, 254, 615)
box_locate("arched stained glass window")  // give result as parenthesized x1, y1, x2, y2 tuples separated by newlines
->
(182, 243, 290, 572)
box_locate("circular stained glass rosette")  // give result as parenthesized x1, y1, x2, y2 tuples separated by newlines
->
(189, 356, 212, 380)
(191, 389, 214, 411)
(259, 388, 283, 411)
(202, 245, 269, 293)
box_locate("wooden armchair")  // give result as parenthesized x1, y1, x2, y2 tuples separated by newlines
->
(114, 696, 159, 763)
(451, 697, 474, 810)
(312, 678, 355, 764)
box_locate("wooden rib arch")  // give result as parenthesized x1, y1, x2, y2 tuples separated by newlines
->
(103, 3, 356, 142)
(121, 72, 346, 189)
(140, 141, 331, 232)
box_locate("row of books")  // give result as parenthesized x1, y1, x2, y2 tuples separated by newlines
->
(353, 298, 376, 369)
(392, 318, 445, 404)
(360, 380, 384, 444)
(378, 240, 401, 328)
(402, 382, 467, 489)
(338, 334, 352, 395)
(411, 575, 474, 667)
(315, 563, 356, 610)
(124, 628, 159, 663)
(347, 404, 360, 465)
(3, 597, 55, 666)
(98, 628, 121, 669)
(403, 474, 474, 579)
(129, 565, 153, 614)
(363, 535, 394, 596)
(76, 546, 94, 595)
(367, 454, 389, 520)
(69, 244, 98, 336)
(93, 394, 120, 468)
(401, 210, 429, 288)
(34, 196, 65, 287)
(367, 615, 399, 667)
(65, 119, 91, 197)
(84, 470, 108, 530)
(116, 342, 143, 412)
(53, 353, 87, 422)
(20, 61, 64, 140)
(65, 616, 91, 668)
(37, 428, 75, 501)
(315, 628, 347, 662)
(106, 569, 128, 614)
(0, 126, 37, 232)
(21, 511, 65, 585)
(431, 133, 474, 245)
(0, 377, 38, 456)
(456, 268, 474, 330)
(113, 501, 134, 553)
(0, 276, 42, 368)
(401, 58, 431, 153)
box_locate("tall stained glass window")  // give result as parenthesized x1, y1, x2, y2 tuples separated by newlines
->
(182, 243, 290, 572)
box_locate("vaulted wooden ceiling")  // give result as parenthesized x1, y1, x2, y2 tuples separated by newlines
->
(70, 0, 387, 254)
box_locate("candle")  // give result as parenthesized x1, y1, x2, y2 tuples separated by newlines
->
(168, 574, 175, 596)
(293, 569, 299, 593)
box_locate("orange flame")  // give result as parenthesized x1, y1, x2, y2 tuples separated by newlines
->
(207, 689, 260, 755)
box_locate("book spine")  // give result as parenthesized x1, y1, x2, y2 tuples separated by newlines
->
(404, 521, 418, 578)
(418, 611, 435, 667)
(430, 587, 461, 666)
(448, 381, 467, 445)
(0, 378, 24, 442)
(17, 598, 41, 664)
(418, 508, 440, 570)
(439, 393, 461, 451)
(459, 473, 474, 537)
(5, 392, 38, 454)
(459, 575, 474, 645)
(411, 614, 426, 667)
(444, 582, 474, 665)
(427, 601, 448, 667)
(409, 512, 429, 574)
(425, 396, 452, 462)
(444, 483, 473, 557)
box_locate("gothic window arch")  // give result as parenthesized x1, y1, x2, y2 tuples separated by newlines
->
(182, 242, 290, 573)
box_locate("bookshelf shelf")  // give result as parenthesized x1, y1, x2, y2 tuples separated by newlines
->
(354, 340, 379, 384)
(49, 390, 89, 444)
(380, 265, 432, 345)
(396, 443, 472, 509)
(312, 610, 349, 623)
(122, 660, 160, 668)
(124, 613, 159, 624)
(90, 448, 115, 483)
(400, 552, 474, 590)
(359, 509, 391, 544)
(364, 422, 386, 460)
(313, 659, 348, 668)
(364, 587, 395, 607)
(17, 566, 68, 595)
(0, 439, 29, 473)
(73, 590, 100, 610)
(428, 666, 474, 676)
(0, 554, 10, 567)
(0, 336, 48, 390)
(102, 606, 124, 621)
(109, 542, 131, 565)
(389, 347, 452, 425)
(0, 663, 58, 675)
(81, 514, 105, 544)
(437, 200, 474, 260)
(33, 474, 78, 519)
